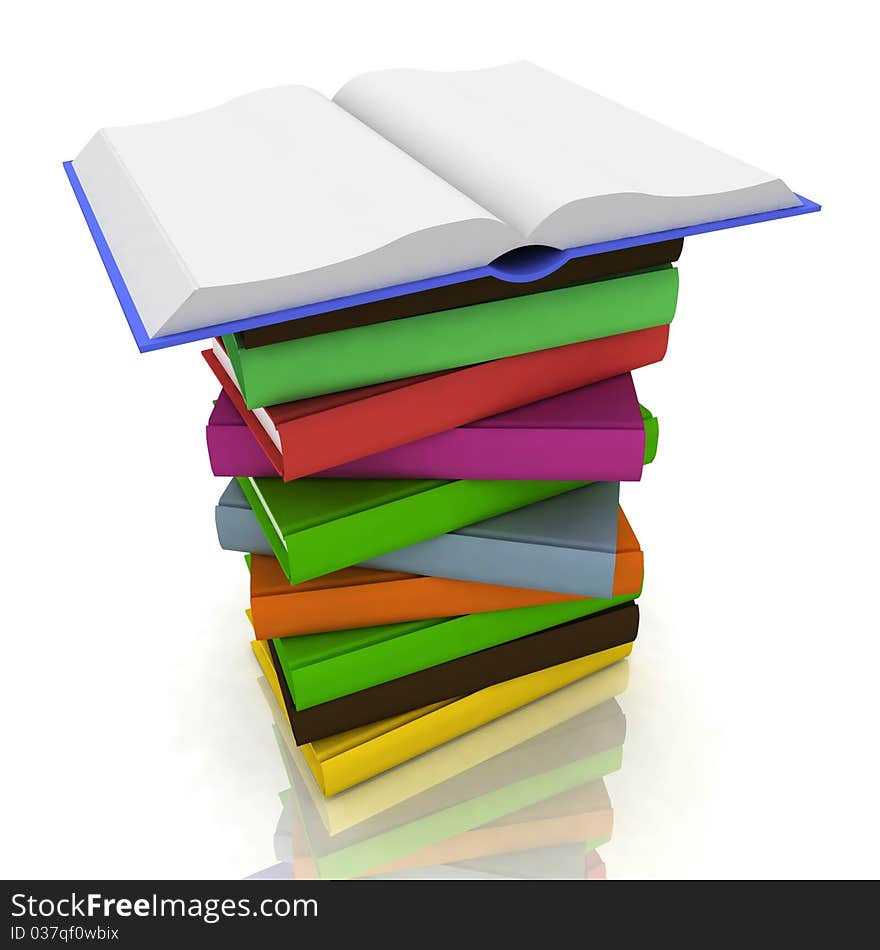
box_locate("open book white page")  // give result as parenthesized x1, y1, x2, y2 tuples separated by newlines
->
(335, 61, 800, 248)
(73, 86, 516, 338)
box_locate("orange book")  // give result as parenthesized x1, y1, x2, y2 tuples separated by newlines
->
(250, 508, 642, 638)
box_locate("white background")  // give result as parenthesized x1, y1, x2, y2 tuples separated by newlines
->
(1, 0, 876, 880)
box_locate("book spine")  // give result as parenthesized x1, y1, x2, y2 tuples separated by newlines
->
(317, 427, 646, 481)
(250, 577, 580, 640)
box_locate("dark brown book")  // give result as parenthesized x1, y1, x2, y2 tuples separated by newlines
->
(238, 239, 683, 347)
(271, 601, 639, 745)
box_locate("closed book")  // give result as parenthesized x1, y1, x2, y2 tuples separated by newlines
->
(271, 596, 639, 713)
(253, 640, 633, 795)
(220, 480, 636, 598)
(247, 504, 642, 638)
(235, 475, 584, 585)
(205, 323, 669, 480)
(221, 266, 678, 407)
(266, 602, 638, 744)
(207, 372, 659, 481)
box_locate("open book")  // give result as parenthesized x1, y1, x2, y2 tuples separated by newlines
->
(69, 61, 813, 349)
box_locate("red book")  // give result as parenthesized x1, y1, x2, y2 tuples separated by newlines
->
(203, 324, 670, 480)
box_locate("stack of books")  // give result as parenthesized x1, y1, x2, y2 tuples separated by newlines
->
(66, 63, 817, 804)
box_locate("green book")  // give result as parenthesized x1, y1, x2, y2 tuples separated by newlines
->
(224, 265, 678, 408)
(236, 475, 584, 584)
(273, 594, 637, 710)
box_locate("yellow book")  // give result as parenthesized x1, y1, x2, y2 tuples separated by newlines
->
(283, 661, 627, 835)
(252, 638, 631, 797)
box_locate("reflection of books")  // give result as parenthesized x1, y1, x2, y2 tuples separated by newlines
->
(458, 844, 607, 881)
(285, 815, 608, 882)
(67, 62, 808, 350)
(370, 845, 605, 881)
(246, 862, 292, 881)
(290, 772, 614, 881)
(256, 656, 627, 879)
(264, 660, 628, 832)
(268, 817, 604, 881)
(287, 737, 618, 880)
